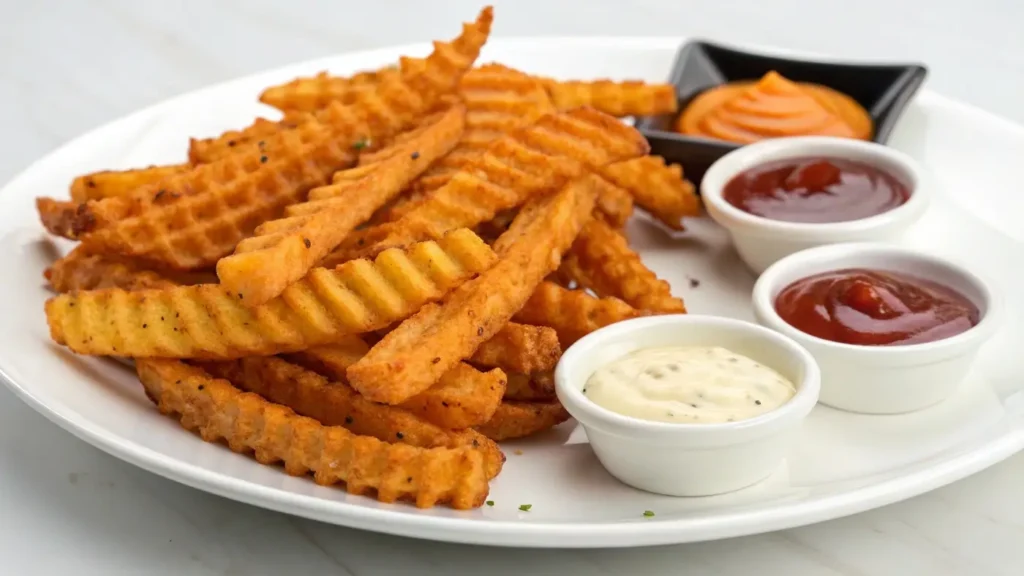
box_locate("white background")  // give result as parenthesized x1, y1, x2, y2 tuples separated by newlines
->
(3, 1, 1023, 574)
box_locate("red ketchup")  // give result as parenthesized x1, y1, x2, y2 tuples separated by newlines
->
(774, 268, 980, 346)
(723, 157, 910, 223)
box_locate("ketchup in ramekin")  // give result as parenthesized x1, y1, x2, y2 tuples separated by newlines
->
(774, 268, 979, 346)
(723, 157, 910, 223)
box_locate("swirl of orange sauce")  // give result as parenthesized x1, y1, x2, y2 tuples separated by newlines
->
(676, 71, 872, 144)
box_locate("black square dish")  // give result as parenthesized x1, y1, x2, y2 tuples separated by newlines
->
(636, 41, 927, 185)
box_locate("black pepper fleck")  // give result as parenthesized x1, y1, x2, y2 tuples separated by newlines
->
(227, 140, 236, 147)
(472, 439, 479, 447)
(431, 357, 440, 364)
(142, 323, 147, 329)
(344, 416, 353, 425)
(442, 401, 449, 407)
(198, 385, 205, 391)
(303, 237, 311, 248)
(260, 155, 268, 163)
(755, 400, 762, 405)
(396, 432, 404, 439)
(406, 476, 412, 482)
(154, 190, 166, 201)
(689, 278, 700, 288)
(411, 151, 420, 160)
(477, 327, 484, 336)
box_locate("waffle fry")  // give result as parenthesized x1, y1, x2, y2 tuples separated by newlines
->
(260, 69, 394, 113)
(474, 399, 570, 441)
(593, 177, 635, 229)
(332, 106, 650, 262)
(217, 104, 466, 305)
(503, 371, 556, 401)
(600, 156, 700, 230)
(188, 117, 299, 165)
(568, 218, 685, 313)
(538, 77, 678, 117)
(347, 174, 598, 405)
(470, 323, 561, 374)
(136, 359, 489, 508)
(46, 230, 496, 358)
(70, 164, 190, 203)
(514, 281, 641, 347)
(199, 357, 504, 478)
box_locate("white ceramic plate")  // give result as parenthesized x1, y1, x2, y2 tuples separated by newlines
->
(1, 38, 1022, 549)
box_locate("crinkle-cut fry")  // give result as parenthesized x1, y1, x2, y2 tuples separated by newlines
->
(188, 117, 297, 165)
(341, 106, 650, 260)
(288, 340, 507, 431)
(217, 104, 466, 305)
(537, 77, 678, 117)
(48, 5, 492, 258)
(45, 246, 178, 293)
(46, 230, 496, 359)
(136, 359, 489, 509)
(70, 164, 190, 203)
(599, 156, 700, 231)
(347, 174, 598, 405)
(568, 218, 685, 313)
(260, 68, 395, 113)
(502, 371, 555, 401)
(470, 323, 561, 374)
(593, 177, 634, 229)
(200, 356, 504, 478)
(412, 63, 556, 194)
(514, 281, 640, 347)
(474, 399, 570, 441)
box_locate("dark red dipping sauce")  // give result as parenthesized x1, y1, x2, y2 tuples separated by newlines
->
(723, 157, 911, 223)
(775, 268, 980, 346)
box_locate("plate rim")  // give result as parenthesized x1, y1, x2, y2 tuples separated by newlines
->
(3, 36, 1023, 548)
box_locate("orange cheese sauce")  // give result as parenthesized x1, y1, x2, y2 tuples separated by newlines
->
(675, 71, 872, 144)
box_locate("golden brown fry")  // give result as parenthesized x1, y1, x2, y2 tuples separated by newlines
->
(331, 106, 649, 262)
(593, 177, 634, 228)
(188, 117, 297, 165)
(413, 63, 556, 194)
(474, 399, 570, 441)
(568, 218, 685, 313)
(599, 156, 700, 230)
(537, 77, 678, 117)
(217, 104, 466, 305)
(70, 164, 190, 203)
(42, 8, 492, 270)
(200, 356, 504, 478)
(45, 246, 176, 293)
(288, 340, 506, 431)
(136, 359, 489, 508)
(470, 322, 561, 374)
(260, 68, 394, 113)
(46, 230, 496, 358)
(347, 174, 598, 405)
(514, 281, 640, 347)
(503, 371, 555, 401)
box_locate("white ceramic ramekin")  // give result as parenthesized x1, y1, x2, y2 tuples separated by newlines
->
(752, 243, 1000, 414)
(554, 315, 820, 497)
(701, 136, 929, 274)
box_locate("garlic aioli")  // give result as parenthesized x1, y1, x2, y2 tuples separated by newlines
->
(583, 346, 796, 424)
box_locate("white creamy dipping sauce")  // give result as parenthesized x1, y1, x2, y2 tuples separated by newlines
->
(583, 346, 796, 424)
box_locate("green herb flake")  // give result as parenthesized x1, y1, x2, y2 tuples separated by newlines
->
(352, 138, 370, 150)
(643, 510, 655, 518)
(486, 500, 494, 507)
(518, 504, 532, 512)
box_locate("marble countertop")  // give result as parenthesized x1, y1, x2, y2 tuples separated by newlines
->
(3, 1, 1023, 574)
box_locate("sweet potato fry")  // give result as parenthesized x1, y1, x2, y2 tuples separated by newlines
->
(260, 68, 395, 113)
(567, 218, 685, 313)
(346, 174, 598, 405)
(46, 230, 496, 358)
(199, 357, 504, 478)
(288, 338, 506, 430)
(537, 77, 678, 117)
(333, 106, 650, 262)
(217, 104, 466, 305)
(70, 164, 190, 203)
(503, 371, 555, 401)
(599, 156, 700, 230)
(514, 281, 640, 347)
(470, 322, 561, 374)
(474, 399, 570, 441)
(136, 359, 490, 508)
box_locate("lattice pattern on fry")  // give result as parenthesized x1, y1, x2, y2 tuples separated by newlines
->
(70, 164, 190, 203)
(537, 76, 678, 117)
(217, 104, 466, 305)
(137, 359, 490, 508)
(260, 68, 396, 113)
(46, 230, 496, 358)
(347, 174, 599, 405)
